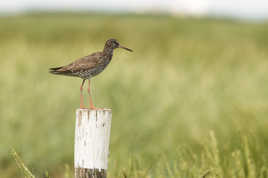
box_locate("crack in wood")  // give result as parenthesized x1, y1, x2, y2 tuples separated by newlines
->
(78, 110, 82, 127)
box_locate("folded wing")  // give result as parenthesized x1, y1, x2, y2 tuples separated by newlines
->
(49, 52, 102, 77)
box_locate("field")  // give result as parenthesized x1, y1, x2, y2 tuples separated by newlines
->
(1, 13, 268, 178)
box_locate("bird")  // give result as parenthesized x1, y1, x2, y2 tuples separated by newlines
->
(49, 38, 133, 109)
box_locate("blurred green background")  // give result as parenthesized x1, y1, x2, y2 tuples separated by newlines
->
(1, 13, 268, 178)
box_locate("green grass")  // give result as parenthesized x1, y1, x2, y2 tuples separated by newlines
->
(1, 13, 268, 177)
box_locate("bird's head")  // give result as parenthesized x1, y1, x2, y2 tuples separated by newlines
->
(105, 39, 133, 52)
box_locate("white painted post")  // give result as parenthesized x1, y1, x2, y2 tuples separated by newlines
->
(74, 109, 112, 178)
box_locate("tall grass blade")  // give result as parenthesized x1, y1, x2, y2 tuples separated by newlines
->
(11, 148, 35, 178)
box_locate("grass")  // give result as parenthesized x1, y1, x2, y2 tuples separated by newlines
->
(11, 149, 35, 178)
(0, 13, 268, 177)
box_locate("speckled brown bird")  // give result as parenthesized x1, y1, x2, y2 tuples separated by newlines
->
(49, 39, 133, 109)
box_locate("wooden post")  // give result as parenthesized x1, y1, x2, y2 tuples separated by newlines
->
(74, 109, 112, 178)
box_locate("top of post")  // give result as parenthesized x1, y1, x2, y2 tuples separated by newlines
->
(76, 108, 112, 112)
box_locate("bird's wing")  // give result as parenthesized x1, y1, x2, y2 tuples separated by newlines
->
(59, 52, 103, 73)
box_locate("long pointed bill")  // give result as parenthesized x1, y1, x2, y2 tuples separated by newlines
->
(119, 45, 133, 52)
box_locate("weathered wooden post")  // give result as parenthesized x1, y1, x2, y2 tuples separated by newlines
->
(74, 109, 112, 178)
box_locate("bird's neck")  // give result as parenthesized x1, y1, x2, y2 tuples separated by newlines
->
(103, 46, 114, 56)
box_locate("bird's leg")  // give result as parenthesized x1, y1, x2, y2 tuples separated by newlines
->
(88, 80, 96, 110)
(80, 79, 86, 109)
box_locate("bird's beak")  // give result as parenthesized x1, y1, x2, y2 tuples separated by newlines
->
(119, 45, 133, 52)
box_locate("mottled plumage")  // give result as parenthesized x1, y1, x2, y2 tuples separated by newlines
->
(50, 52, 110, 79)
(49, 39, 133, 109)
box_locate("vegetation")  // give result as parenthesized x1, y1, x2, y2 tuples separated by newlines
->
(0, 13, 268, 177)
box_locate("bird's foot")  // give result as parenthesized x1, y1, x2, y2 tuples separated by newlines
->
(89, 106, 97, 110)
(89, 106, 106, 110)
(80, 104, 86, 109)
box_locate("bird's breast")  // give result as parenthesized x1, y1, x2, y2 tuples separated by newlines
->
(88, 56, 112, 78)
(100, 54, 113, 68)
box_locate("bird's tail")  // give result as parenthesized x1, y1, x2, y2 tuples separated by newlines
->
(49, 66, 74, 76)
(49, 66, 64, 75)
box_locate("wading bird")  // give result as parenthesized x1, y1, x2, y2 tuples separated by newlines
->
(50, 39, 133, 109)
